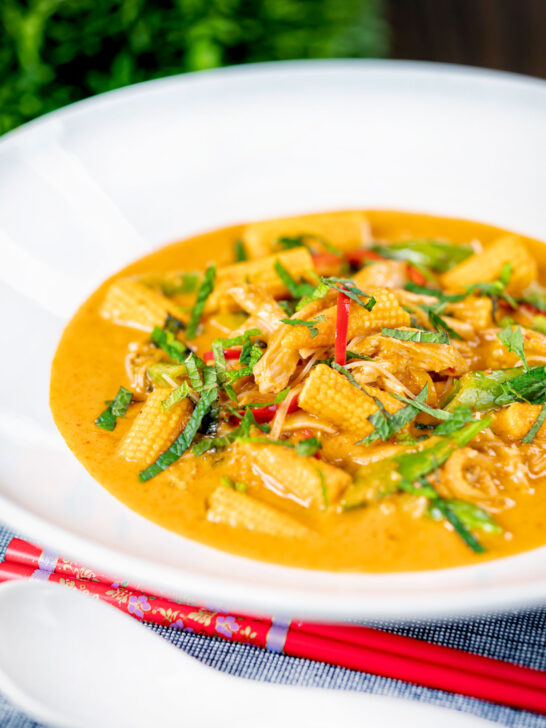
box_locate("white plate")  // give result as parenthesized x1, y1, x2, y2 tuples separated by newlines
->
(1, 60, 545, 620)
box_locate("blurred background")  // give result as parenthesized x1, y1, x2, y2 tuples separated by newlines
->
(1, 0, 544, 135)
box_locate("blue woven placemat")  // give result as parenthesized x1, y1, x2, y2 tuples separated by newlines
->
(0, 523, 544, 728)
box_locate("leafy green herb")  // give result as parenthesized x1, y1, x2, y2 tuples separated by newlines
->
(522, 404, 546, 444)
(274, 260, 315, 298)
(496, 366, 546, 405)
(381, 327, 449, 344)
(295, 436, 322, 457)
(163, 313, 186, 334)
(184, 353, 204, 392)
(371, 240, 473, 272)
(160, 381, 191, 411)
(296, 280, 330, 310)
(321, 277, 376, 311)
(361, 385, 430, 445)
(186, 264, 216, 339)
(95, 386, 133, 431)
(497, 325, 529, 371)
(139, 367, 218, 481)
(429, 499, 485, 553)
(330, 361, 364, 390)
(234, 240, 247, 262)
(150, 326, 188, 362)
(160, 272, 200, 296)
(218, 328, 263, 348)
(274, 387, 290, 404)
(147, 363, 187, 386)
(278, 299, 297, 316)
(211, 340, 227, 385)
(433, 406, 475, 435)
(423, 307, 463, 341)
(221, 476, 248, 492)
(276, 233, 342, 256)
(404, 281, 465, 303)
(281, 315, 325, 338)
(429, 499, 501, 535)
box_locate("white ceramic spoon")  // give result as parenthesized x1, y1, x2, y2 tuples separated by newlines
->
(0, 580, 495, 728)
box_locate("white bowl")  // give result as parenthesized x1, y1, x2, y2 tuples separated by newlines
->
(1, 60, 545, 620)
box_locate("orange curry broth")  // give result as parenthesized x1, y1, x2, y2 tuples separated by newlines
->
(50, 211, 546, 572)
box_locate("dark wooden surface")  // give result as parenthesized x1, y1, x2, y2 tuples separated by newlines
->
(388, 0, 546, 79)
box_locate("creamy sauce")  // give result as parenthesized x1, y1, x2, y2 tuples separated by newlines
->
(50, 211, 546, 572)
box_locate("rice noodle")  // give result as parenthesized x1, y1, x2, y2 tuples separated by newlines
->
(270, 383, 303, 440)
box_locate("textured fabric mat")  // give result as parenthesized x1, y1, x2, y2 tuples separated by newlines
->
(0, 524, 544, 728)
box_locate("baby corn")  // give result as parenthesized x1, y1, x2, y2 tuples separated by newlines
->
(207, 485, 308, 538)
(118, 388, 192, 464)
(242, 211, 370, 259)
(441, 235, 537, 296)
(205, 248, 315, 312)
(491, 404, 546, 442)
(239, 442, 351, 509)
(298, 364, 403, 439)
(100, 277, 185, 332)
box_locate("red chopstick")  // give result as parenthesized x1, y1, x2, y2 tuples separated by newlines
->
(2, 539, 545, 713)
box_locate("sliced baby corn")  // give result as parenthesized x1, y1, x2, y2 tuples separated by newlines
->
(207, 485, 309, 538)
(100, 277, 185, 332)
(118, 388, 192, 465)
(239, 441, 351, 509)
(205, 248, 315, 312)
(441, 235, 537, 296)
(351, 260, 408, 290)
(353, 334, 469, 376)
(242, 211, 371, 259)
(491, 404, 546, 442)
(298, 364, 403, 440)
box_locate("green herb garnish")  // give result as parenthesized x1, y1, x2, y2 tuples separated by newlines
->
(151, 326, 187, 362)
(330, 361, 364, 390)
(295, 436, 322, 457)
(522, 403, 546, 444)
(234, 240, 247, 262)
(147, 362, 187, 386)
(381, 327, 449, 344)
(361, 385, 430, 445)
(95, 386, 133, 431)
(221, 476, 248, 492)
(281, 315, 325, 338)
(371, 240, 473, 272)
(274, 260, 315, 298)
(160, 272, 200, 296)
(160, 381, 191, 411)
(322, 277, 376, 311)
(186, 264, 216, 339)
(497, 325, 529, 371)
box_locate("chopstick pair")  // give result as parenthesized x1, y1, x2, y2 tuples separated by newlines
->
(1, 537, 545, 714)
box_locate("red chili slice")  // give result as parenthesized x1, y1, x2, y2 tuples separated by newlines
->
(251, 396, 300, 423)
(335, 290, 351, 366)
(407, 264, 427, 286)
(202, 348, 242, 363)
(345, 249, 386, 266)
